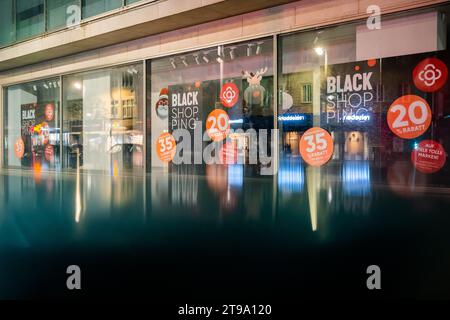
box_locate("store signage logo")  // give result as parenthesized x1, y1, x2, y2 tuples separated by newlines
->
(66, 5, 81, 28)
(343, 114, 370, 121)
(419, 64, 441, 86)
(413, 57, 448, 92)
(278, 114, 307, 122)
(366, 5, 381, 30)
(220, 83, 239, 108)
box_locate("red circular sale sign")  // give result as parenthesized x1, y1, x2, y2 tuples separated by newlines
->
(300, 127, 334, 167)
(156, 132, 176, 163)
(220, 83, 239, 108)
(206, 109, 230, 142)
(413, 57, 448, 92)
(44, 144, 54, 162)
(387, 95, 431, 139)
(411, 140, 446, 174)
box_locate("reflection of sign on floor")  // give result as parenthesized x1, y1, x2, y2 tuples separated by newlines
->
(322, 60, 379, 125)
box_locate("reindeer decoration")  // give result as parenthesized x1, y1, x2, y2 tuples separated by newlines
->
(242, 67, 268, 109)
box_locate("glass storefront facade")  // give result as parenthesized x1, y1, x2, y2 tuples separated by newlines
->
(278, 8, 450, 188)
(62, 64, 144, 174)
(3, 78, 61, 170)
(2, 4, 450, 187)
(149, 38, 274, 175)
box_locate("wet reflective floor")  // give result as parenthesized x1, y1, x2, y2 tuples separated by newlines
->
(1, 161, 450, 299)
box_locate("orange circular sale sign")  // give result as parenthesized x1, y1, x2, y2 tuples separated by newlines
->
(206, 109, 230, 142)
(156, 132, 176, 163)
(387, 95, 431, 139)
(14, 138, 25, 159)
(300, 127, 334, 167)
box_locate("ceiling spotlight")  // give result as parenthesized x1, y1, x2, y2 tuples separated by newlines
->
(181, 56, 189, 67)
(43, 83, 49, 89)
(194, 54, 201, 65)
(33, 85, 37, 91)
(73, 82, 82, 90)
(217, 45, 224, 57)
(202, 53, 210, 64)
(314, 47, 325, 56)
(53, 81, 58, 88)
(170, 58, 177, 69)
(216, 57, 223, 64)
(229, 46, 236, 60)
(313, 31, 323, 45)
(256, 42, 264, 55)
(127, 69, 134, 75)
(247, 44, 254, 57)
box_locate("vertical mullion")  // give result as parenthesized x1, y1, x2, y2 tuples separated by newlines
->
(272, 34, 278, 174)
(59, 75, 63, 170)
(143, 60, 147, 175)
(0, 86, 4, 169)
(13, 0, 17, 44)
(272, 34, 279, 221)
(44, 0, 48, 32)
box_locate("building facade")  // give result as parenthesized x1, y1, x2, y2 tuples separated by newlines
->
(0, 0, 449, 188)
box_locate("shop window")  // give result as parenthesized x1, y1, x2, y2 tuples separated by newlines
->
(278, 7, 450, 188)
(82, 0, 122, 19)
(62, 63, 144, 173)
(16, 0, 45, 41)
(148, 38, 274, 176)
(3, 78, 61, 169)
(0, 0, 15, 47)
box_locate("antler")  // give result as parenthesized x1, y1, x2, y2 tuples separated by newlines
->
(255, 67, 268, 78)
(242, 70, 252, 80)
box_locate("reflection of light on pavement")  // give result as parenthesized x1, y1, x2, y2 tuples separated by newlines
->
(278, 158, 304, 193)
(33, 163, 42, 183)
(342, 161, 371, 196)
(227, 164, 243, 188)
(306, 166, 319, 232)
(75, 149, 82, 223)
(113, 160, 119, 178)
